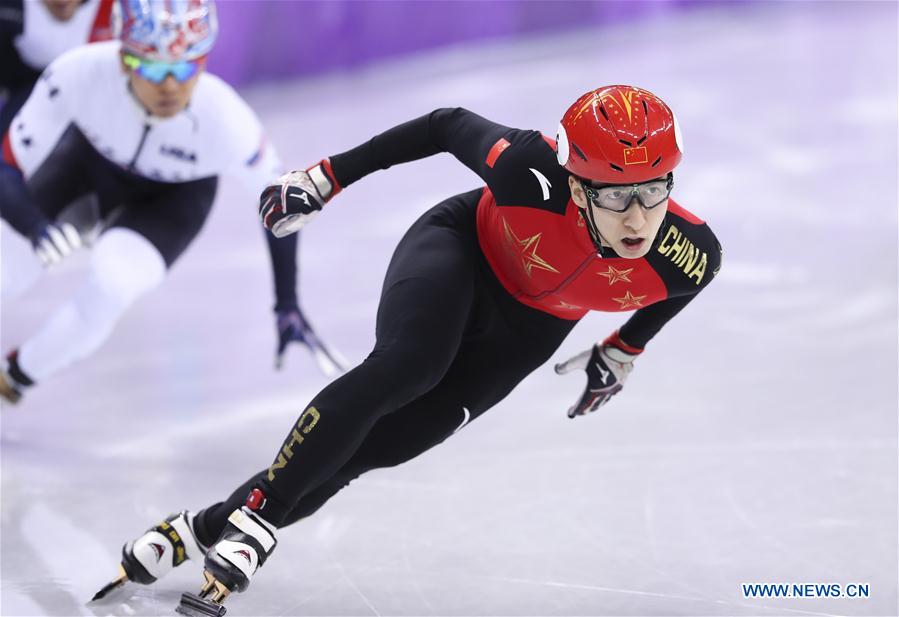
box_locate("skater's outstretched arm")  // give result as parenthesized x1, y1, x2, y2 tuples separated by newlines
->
(1, 50, 83, 264)
(220, 88, 346, 376)
(327, 108, 514, 186)
(260, 107, 563, 237)
(555, 206, 723, 417)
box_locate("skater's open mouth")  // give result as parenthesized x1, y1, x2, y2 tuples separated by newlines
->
(621, 237, 644, 247)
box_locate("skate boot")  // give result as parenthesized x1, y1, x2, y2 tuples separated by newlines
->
(92, 510, 205, 601)
(0, 351, 32, 405)
(176, 489, 278, 617)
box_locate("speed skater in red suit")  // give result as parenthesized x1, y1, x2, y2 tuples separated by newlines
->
(94, 85, 722, 614)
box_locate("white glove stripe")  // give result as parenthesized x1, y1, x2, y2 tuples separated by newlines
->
(47, 227, 72, 256)
(37, 242, 61, 265)
(60, 223, 82, 250)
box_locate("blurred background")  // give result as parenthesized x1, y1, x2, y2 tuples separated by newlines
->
(2, 1, 897, 616)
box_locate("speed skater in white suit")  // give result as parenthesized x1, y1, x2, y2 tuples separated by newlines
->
(0, 0, 346, 404)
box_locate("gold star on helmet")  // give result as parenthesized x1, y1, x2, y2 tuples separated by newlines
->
(612, 290, 647, 310)
(597, 265, 633, 285)
(502, 218, 559, 278)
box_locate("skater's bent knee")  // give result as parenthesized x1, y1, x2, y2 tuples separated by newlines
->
(365, 345, 451, 399)
(85, 229, 166, 307)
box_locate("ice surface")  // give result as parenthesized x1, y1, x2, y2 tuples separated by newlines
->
(2, 3, 897, 616)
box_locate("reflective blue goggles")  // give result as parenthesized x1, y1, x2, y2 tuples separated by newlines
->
(123, 52, 203, 84)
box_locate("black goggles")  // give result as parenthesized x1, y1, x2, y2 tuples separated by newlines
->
(581, 173, 674, 212)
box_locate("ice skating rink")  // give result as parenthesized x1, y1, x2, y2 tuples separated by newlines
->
(2, 2, 897, 616)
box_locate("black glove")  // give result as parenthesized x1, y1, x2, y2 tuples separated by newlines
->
(31, 221, 82, 266)
(554, 333, 641, 418)
(260, 159, 339, 238)
(275, 307, 348, 377)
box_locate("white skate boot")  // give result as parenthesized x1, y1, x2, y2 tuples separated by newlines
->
(176, 489, 277, 617)
(92, 510, 205, 601)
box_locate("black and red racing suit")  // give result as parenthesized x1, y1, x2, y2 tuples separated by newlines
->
(193, 107, 723, 539)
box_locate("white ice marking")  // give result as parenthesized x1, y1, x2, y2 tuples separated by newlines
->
(332, 558, 381, 616)
(19, 502, 119, 616)
(486, 575, 840, 616)
(94, 390, 317, 458)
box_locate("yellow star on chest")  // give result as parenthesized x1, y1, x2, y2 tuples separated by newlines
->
(502, 218, 559, 278)
(612, 290, 647, 310)
(597, 265, 633, 285)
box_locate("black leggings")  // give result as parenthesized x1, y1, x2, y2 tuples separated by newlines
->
(194, 189, 577, 545)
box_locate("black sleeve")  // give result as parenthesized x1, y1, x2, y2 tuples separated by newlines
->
(264, 228, 299, 311)
(0, 159, 46, 238)
(329, 107, 569, 213)
(619, 224, 723, 349)
(618, 294, 695, 349)
(328, 108, 510, 188)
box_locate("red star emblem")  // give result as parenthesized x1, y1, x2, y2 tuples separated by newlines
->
(597, 265, 633, 285)
(612, 290, 647, 310)
(502, 218, 559, 278)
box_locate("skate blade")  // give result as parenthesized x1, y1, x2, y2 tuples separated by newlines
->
(175, 592, 227, 617)
(90, 564, 128, 602)
(175, 571, 230, 617)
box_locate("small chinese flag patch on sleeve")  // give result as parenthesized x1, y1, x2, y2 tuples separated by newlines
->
(486, 138, 511, 168)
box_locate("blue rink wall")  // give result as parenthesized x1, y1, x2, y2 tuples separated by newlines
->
(207, 0, 735, 86)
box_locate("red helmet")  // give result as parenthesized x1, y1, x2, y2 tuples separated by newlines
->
(556, 86, 682, 184)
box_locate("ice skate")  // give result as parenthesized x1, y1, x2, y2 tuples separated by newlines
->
(176, 493, 277, 617)
(0, 351, 30, 405)
(92, 510, 204, 601)
(0, 370, 22, 404)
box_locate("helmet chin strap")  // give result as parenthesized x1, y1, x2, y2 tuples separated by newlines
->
(581, 205, 608, 254)
(580, 204, 666, 257)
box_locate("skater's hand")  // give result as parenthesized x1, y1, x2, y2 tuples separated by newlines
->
(275, 307, 349, 377)
(31, 222, 82, 267)
(260, 160, 339, 238)
(554, 332, 640, 418)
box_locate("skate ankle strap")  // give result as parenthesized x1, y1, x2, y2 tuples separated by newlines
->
(153, 520, 189, 567)
(228, 509, 276, 553)
(170, 511, 206, 559)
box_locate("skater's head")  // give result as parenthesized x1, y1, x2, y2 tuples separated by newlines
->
(558, 86, 682, 258)
(117, 0, 218, 118)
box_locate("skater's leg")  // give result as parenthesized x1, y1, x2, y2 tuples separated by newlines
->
(0, 219, 42, 300)
(14, 228, 166, 381)
(249, 203, 480, 524)
(182, 194, 574, 605)
(193, 393, 467, 546)
(195, 265, 577, 541)
(1, 128, 94, 300)
(9, 176, 216, 387)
